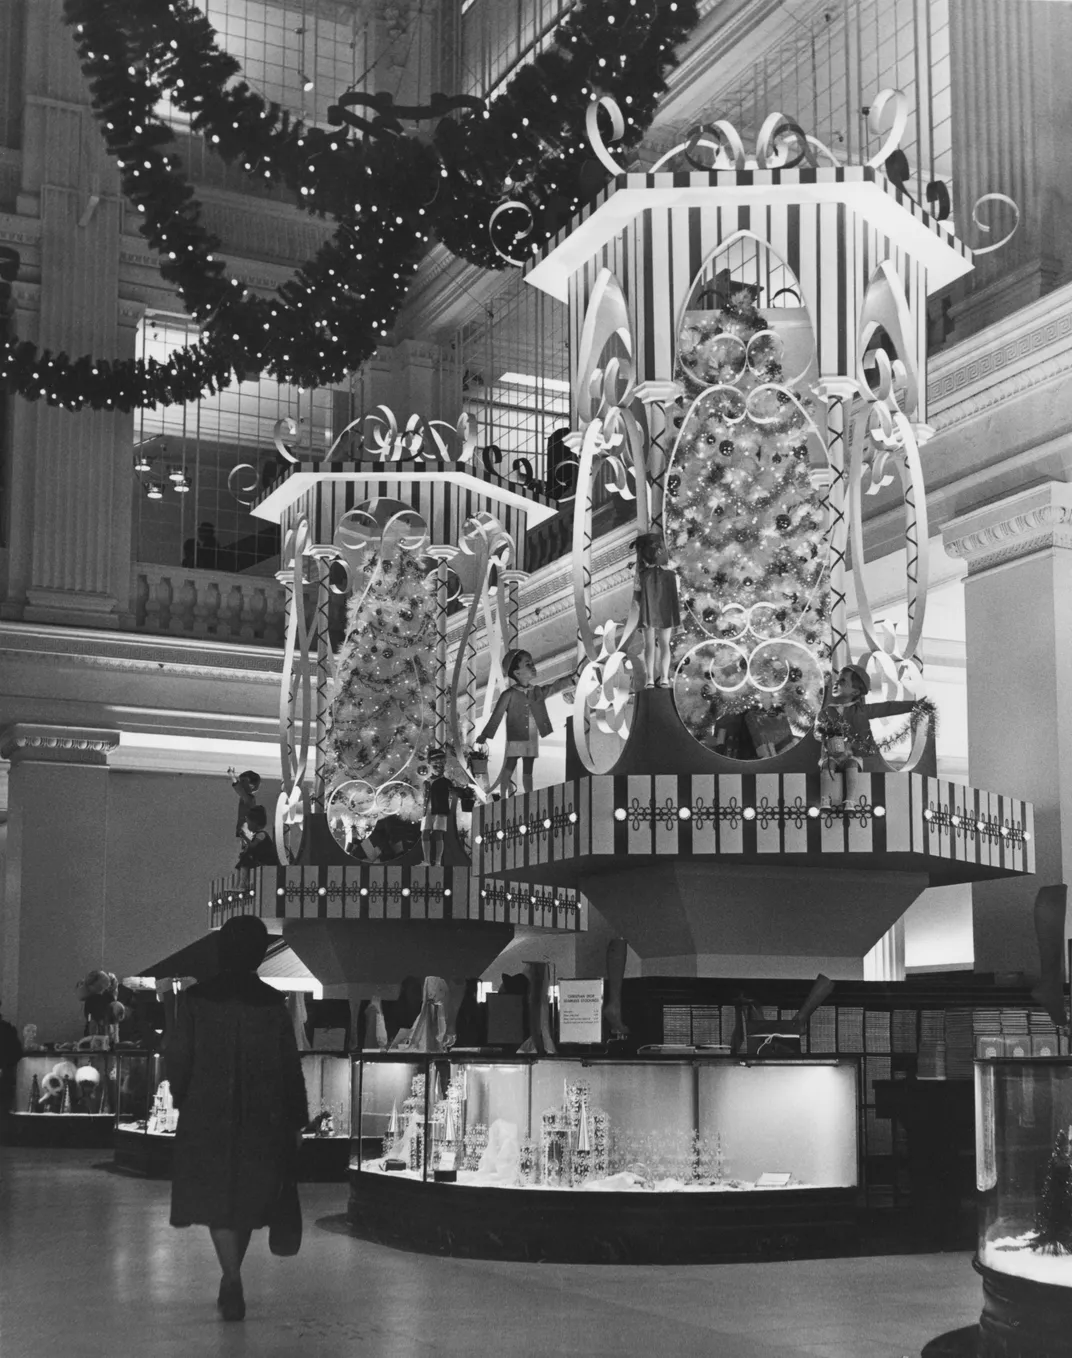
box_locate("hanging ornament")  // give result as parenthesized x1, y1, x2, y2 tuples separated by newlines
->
(719, 439, 735, 457)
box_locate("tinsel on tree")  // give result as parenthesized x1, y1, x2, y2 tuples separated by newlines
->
(325, 551, 437, 825)
(666, 275, 830, 756)
(1030, 1129, 1072, 1255)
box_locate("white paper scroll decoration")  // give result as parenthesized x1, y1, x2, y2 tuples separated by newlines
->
(569, 269, 646, 773)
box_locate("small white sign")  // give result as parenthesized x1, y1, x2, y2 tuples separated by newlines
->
(756, 1172, 792, 1187)
(558, 979, 604, 1045)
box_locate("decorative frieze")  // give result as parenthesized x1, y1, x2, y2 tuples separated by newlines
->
(0, 722, 120, 766)
(942, 482, 1072, 576)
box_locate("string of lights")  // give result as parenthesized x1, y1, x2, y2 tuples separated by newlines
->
(0, 0, 699, 414)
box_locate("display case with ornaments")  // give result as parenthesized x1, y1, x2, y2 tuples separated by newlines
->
(974, 1058, 1072, 1357)
(348, 1053, 860, 1262)
(297, 1052, 353, 1181)
(6, 1049, 118, 1148)
(113, 1051, 173, 1177)
(112, 1049, 353, 1181)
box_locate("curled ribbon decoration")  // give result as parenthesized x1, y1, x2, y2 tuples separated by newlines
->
(586, 95, 628, 176)
(227, 462, 260, 507)
(864, 88, 909, 170)
(272, 416, 301, 463)
(488, 200, 534, 266)
(970, 193, 1020, 256)
(353, 404, 478, 465)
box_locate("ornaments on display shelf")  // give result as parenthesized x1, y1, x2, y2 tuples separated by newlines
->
(667, 259, 830, 761)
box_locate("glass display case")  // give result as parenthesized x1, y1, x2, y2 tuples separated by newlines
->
(976, 1058, 1072, 1286)
(298, 1052, 352, 1181)
(974, 1058, 1072, 1357)
(112, 1049, 352, 1181)
(113, 1051, 171, 1176)
(6, 1049, 117, 1147)
(349, 1054, 860, 1262)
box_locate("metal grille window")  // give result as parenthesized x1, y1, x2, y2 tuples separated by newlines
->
(456, 0, 570, 100)
(131, 312, 334, 570)
(667, 0, 952, 210)
(447, 272, 571, 495)
(161, 1, 372, 132)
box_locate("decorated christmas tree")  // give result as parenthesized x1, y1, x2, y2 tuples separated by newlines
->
(666, 274, 830, 757)
(325, 550, 437, 827)
(1030, 1129, 1072, 1255)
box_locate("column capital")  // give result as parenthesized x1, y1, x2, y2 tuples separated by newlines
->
(942, 481, 1072, 576)
(0, 723, 120, 766)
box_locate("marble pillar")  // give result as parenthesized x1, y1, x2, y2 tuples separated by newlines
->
(1, 723, 120, 1039)
(943, 482, 1072, 974)
(948, 0, 1072, 335)
(2, 0, 136, 628)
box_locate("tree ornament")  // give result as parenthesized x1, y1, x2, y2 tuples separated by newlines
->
(718, 439, 735, 457)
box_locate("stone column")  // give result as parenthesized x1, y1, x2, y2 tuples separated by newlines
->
(1, 723, 120, 1038)
(942, 482, 1072, 973)
(3, 0, 136, 627)
(948, 0, 1072, 334)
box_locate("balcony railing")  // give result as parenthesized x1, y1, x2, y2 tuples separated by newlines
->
(129, 563, 286, 646)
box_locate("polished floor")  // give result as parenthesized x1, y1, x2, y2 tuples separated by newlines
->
(0, 1147, 979, 1357)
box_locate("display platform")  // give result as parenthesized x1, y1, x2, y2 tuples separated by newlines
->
(347, 1052, 860, 1263)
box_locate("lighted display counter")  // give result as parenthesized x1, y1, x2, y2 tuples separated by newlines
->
(347, 1052, 861, 1263)
(5, 1049, 117, 1148)
(112, 1050, 352, 1180)
(974, 1057, 1072, 1357)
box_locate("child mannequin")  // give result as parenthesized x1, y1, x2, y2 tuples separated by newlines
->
(633, 531, 680, 688)
(228, 768, 261, 845)
(815, 663, 921, 808)
(476, 649, 552, 795)
(421, 747, 466, 865)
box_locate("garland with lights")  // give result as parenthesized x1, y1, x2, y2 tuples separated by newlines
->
(0, 0, 698, 413)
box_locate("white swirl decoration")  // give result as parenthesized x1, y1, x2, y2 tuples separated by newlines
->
(569, 269, 645, 774)
(447, 511, 516, 791)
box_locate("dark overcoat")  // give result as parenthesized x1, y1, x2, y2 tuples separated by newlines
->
(166, 972, 308, 1230)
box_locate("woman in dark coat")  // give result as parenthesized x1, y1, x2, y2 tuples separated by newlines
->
(165, 916, 308, 1321)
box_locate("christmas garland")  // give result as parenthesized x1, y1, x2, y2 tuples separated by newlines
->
(0, 0, 698, 413)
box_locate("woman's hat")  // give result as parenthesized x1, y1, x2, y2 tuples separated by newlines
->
(502, 647, 527, 678)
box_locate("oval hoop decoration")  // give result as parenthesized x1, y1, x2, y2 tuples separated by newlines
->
(754, 112, 816, 170)
(276, 517, 315, 864)
(849, 262, 930, 711)
(970, 193, 1020, 256)
(446, 512, 515, 792)
(273, 417, 301, 463)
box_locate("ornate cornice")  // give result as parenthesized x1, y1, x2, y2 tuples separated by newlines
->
(0, 722, 120, 766)
(942, 481, 1072, 575)
(927, 279, 1072, 432)
(0, 622, 283, 680)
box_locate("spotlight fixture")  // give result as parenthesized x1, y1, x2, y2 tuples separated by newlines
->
(167, 466, 185, 483)
(146, 481, 164, 500)
(173, 475, 190, 494)
(133, 452, 152, 473)
(301, 72, 314, 91)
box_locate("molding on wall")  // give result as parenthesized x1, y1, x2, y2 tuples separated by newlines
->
(0, 621, 284, 680)
(942, 481, 1072, 575)
(927, 279, 1072, 431)
(0, 722, 120, 766)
